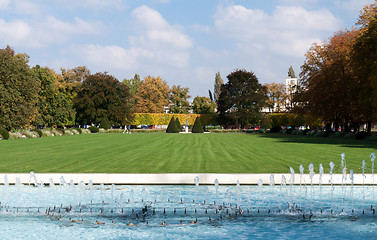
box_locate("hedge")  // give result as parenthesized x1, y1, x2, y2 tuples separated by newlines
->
(131, 113, 217, 126)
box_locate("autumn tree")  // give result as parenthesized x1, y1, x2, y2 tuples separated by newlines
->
(192, 96, 216, 114)
(217, 69, 267, 128)
(74, 72, 132, 126)
(169, 85, 191, 113)
(264, 82, 286, 113)
(33, 66, 75, 127)
(213, 72, 224, 103)
(134, 76, 170, 113)
(300, 30, 360, 131)
(0, 46, 39, 129)
(61, 66, 91, 97)
(352, 1, 377, 133)
(123, 74, 142, 110)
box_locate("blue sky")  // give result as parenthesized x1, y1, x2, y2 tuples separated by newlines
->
(0, 0, 374, 98)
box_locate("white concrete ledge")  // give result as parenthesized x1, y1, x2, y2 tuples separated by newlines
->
(0, 173, 375, 185)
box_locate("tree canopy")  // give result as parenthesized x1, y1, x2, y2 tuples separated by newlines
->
(169, 85, 191, 113)
(74, 72, 132, 126)
(217, 69, 267, 127)
(192, 96, 216, 114)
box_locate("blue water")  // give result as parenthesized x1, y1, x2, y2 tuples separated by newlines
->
(0, 184, 376, 239)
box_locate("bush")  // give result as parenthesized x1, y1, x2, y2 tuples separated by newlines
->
(286, 128, 293, 134)
(56, 128, 65, 134)
(314, 131, 325, 137)
(291, 130, 303, 135)
(88, 126, 99, 133)
(270, 126, 282, 133)
(192, 117, 204, 133)
(42, 129, 53, 137)
(22, 130, 38, 138)
(175, 118, 182, 132)
(355, 131, 369, 140)
(31, 129, 42, 137)
(75, 128, 82, 134)
(258, 128, 266, 133)
(100, 117, 111, 130)
(166, 117, 179, 133)
(0, 128, 9, 140)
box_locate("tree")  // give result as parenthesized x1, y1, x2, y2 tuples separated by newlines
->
(33, 66, 75, 127)
(175, 117, 182, 131)
(61, 66, 91, 98)
(192, 96, 216, 114)
(166, 117, 179, 133)
(0, 46, 39, 129)
(288, 66, 296, 78)
(134, 76, 170, 113)
(213, 72, 223, 103)
(300, 30, 360, 131)
(192, 116, 204, 133)
(352, 2, 377, 133)
(169, 85, 191, 113)
(123, 74, 143, 110)
(264, 83, 286, 113)
(217, 69, 267, 128)
(74, 72, 132, 126)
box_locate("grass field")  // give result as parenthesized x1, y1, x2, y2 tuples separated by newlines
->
(0, 133, 376, 174)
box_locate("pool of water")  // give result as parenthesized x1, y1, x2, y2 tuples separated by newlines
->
(1, 184, 377, 239)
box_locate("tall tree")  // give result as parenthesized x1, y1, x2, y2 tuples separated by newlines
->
(264, 83, 286, 113)
(217, 69, 267, 128)
(33, 66, 75, 127)
(192, 96, 216, 114)
(352, 1, 377, 132)
(0, 46, 39, 129)
(134, 76, 170, 113)
(288, 66, 296, 78)
(74, 72, 132, 126)
(300, 30, 360, 131)
(169, 85, 191, 113)
(123, 74, 143, 110)
(213, 72, 223, 103)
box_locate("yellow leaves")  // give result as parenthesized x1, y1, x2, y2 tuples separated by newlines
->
(131, 113, 217, 126)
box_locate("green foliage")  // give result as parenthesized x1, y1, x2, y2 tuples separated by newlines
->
(75, 128, 82, 134)
(0, 128, 9, 140)
(0, 46, 39, 129)
(192, 117, 204, 133)
(288, 66, 296, 78)
(56, 128, 65, 134)
(88, 126, 99, 133)
(217, 69, 267, 128)
(74, 72, 132, 126)
(31, 129, 42, 137)
(192, 96, 216, 114)
(175, 118, 182, 131)
(100, 117, 111, 130)
(166, 117, 179, 133)
(214, 72, 224, 103)
(169, 85, 191, 114)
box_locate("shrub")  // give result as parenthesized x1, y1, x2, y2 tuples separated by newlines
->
(367, 135, 377, 141)
(9, 131, 23, 139)
(258, 128, 266, 133)
(175, 118, 182, 132)
(355, 131, 369, 140)
(89, 126, 99, 133)
(286, 128, 293, 134)
(56, 128, 65, 134)
(81, 128, 91, 134)
(192, 117, 204, 133)
(270, 126, 282, 133)
(75, 128, 82, 134)
(51, 129, 63, 136)
(166, 117, 179, 133)
(314, 131, 325, 137)
(22, 130, 38, 138)
(100, 117, 111, 130)
(291, 130, 303, 135)
(31, 129, 42, 137)
(0, 128, 9, 140)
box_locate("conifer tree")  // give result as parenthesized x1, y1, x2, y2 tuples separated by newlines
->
(192, 117, 204, 133)
(175, 117, 182, 131)
(166, 117, 179, 133)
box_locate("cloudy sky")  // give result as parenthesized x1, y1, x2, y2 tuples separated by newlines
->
(0, 0, 373, 98)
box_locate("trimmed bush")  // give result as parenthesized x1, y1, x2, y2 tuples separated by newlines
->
(56, 128, 65, 134)
(270, 126, 282, 133)
(355, 131, 369, 140)
(0, 128, 9, 140)
(192, 117, 204, 133)
(88, 126, 99, 133)
(175, 118, 182, 132)
(166, 117, 179, 133)
(100, 117, 111, 130)
(32, 129, 42, 137)
(75, 128, 82, 134)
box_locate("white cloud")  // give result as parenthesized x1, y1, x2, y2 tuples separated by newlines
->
(213, 4, 341, 57)
(0, 16, 101, 48)
(0, 0, 11, 9)
(335, 0, 375, 12)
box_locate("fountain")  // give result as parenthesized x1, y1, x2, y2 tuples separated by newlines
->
(1, 153, 377, 239)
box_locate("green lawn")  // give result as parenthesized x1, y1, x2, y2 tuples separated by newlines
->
(0, 133, 376, 173)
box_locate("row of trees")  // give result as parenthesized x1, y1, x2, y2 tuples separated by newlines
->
(0, 46, 218, 130)
(299, 1, 377, 133)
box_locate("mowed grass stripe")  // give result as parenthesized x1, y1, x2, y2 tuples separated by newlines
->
(0, 133, 376, 173)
